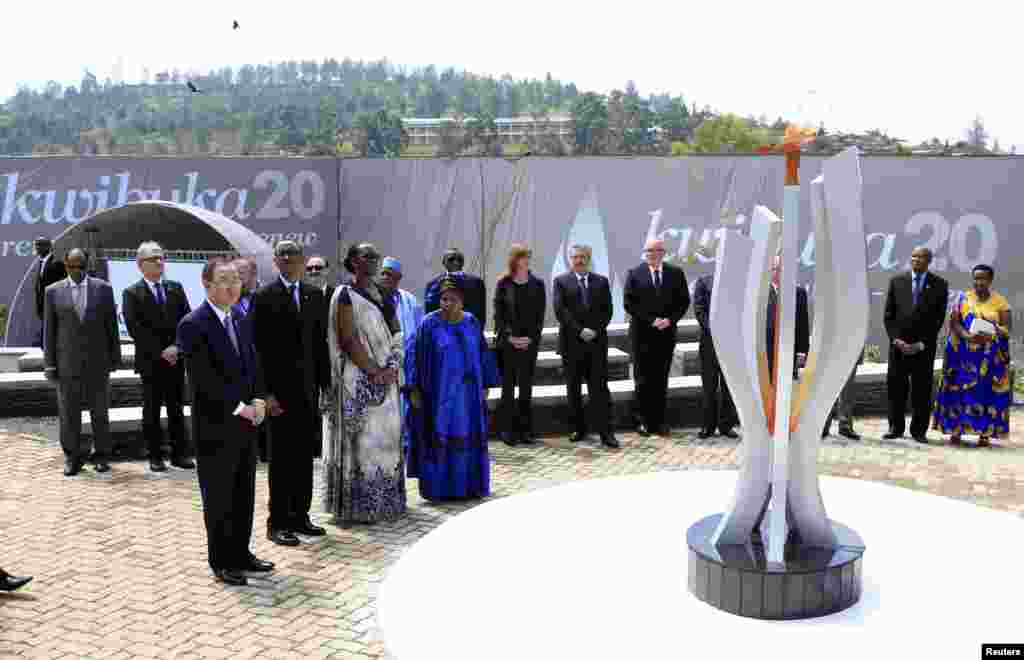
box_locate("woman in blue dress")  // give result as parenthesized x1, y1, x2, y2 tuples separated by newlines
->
(408, 275, 491, 501)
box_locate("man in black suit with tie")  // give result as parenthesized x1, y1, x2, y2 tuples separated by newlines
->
(766, 255, 810, 382)
(882, 247, 949, 443)
(251, 240, 330, 547)
(33, 236, 66, 347)
(424, 248, 487, 327)
(553, 244, 618, 448)
(176, 257, 273, 586)
(232, 256, 267, 463)
(122, 241, 194, 472)
(623, 238, 690, 436)
(304, 255, 335, 307)
(692, 273, 739, 439)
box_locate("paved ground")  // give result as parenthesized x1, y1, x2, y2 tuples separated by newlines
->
(1, 413, 1023, 659)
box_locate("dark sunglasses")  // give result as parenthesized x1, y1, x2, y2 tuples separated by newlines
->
(306, 265, 324, 272)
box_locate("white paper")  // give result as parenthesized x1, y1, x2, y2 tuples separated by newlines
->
(969, 318, 996, 336)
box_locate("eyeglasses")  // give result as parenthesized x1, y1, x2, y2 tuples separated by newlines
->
(142, 256, 165, 263)
(306, 265, 324, 273)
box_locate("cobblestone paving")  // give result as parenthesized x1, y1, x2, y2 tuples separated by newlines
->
(1, 413, 1022, 659)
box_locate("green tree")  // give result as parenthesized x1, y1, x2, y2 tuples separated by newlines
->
(307, 97, 338, 154)
(466, 110, 499, 155)
(354, 109, 406, 157)
(570, 92, 608, 155)
(692, 114, 772, 153)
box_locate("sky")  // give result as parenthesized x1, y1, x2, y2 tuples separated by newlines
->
(1, 0, 1021, 151)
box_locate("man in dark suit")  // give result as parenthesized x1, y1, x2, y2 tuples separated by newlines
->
(882, 247, 949, 443)
(766, 255, 810, 382)
(692, 273, 739, 439)
(33, 236, 66, 347)
(176, 257, 273, 587)
(623, 238, 690, 436)
(251, 240, 330, 547)
(232, 256, 268, 463)
(44, 248, 121, 476)
(823, 349, 864, 440)
(232, 257, 260, 321)
(425, 248, 487, 327)
(553, 244, 618, 448)
(305, 255, 335, 307)
(122, 241, 194, 472)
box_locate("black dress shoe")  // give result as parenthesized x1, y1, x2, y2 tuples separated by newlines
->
(170, 457, 195, 470)
(719, 429, 739, 440)
(912, 435, 928, 444)
(149, 459, 168, 472)
(637, 424, 650, 437)
(0, 571, 32, 592)
(600, 433, 620, 449)
(64, 458, 80, 477)
(648, 425, 668, 436)
(501, 433, 518, 447)
(838, 428, 861, 441)
(267, 528, 300, 546)
(821, 427, 831, 438)
(245, 557, 275, 573)
(213, 568, 247, 586)
(93, 461, 111, 473)
(293, 520, 326, 536)
(697, 429, 714, 440)
(519, 432, 537, 445)
(882, 431, 903, 440)
(569, 432, 588, 443)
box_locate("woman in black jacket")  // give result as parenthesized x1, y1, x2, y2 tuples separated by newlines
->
(494, 244, 547, 446)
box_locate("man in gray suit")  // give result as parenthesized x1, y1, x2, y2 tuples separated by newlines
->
(44, 248, 122, 476)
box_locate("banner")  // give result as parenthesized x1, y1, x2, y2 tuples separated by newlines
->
(3, 155, 1022, 355)
(106, 260, 207, 338)
(0, 156, 337, 304)
(337, 156, 1024, 351)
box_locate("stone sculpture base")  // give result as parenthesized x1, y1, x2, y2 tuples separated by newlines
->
(687, 514, 865, 620)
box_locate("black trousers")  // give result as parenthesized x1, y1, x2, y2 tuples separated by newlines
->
(698, 334, 737, 433)
(499, 344, 539, 434)
(633, 334, 675, 430)
(267, 401, 315, 529)
(886, 344, 936, 437)
(141, 363, 189, 460)
(563, 339, 611, 434)
(196, 418, 257, 571)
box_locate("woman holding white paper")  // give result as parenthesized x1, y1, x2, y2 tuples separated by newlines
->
(932, 264, 1013, 446)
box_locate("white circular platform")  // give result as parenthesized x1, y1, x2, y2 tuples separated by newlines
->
(378, 471, 1024, 660)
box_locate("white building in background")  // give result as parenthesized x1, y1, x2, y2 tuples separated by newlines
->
(402, 114, 574, 147)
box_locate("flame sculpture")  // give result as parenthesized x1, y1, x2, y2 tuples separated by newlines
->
(705, 144, 868, 566)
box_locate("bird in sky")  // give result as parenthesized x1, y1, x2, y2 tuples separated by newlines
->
(186, 81, 201, 94)
(233, 20, 240, 29)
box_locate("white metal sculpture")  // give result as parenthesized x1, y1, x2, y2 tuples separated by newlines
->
(708, 146, 868, 566)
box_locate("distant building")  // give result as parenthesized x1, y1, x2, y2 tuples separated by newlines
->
(402, 114, 574, 149)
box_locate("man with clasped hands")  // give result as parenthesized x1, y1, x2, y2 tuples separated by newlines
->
(553, 244, 618, 448)
(176, 257, 273, 587)
(882, 247, 949, 443)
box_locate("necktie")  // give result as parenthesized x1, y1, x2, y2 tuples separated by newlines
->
(291, 283, 300, 311)
(224, 313, 240, 356)
(72, 284, 85, 320)
(654, 269, 662, 290)
(154, 282, 165, 307)
(579, 275, 590, 307)
(912, 274, 921, 305)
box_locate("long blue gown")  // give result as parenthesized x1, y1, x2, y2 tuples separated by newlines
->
(408, 311, 491, 501)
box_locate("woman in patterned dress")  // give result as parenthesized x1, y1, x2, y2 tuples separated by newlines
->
(932, 264, 1013, 447)
(322, 243, 407, 523)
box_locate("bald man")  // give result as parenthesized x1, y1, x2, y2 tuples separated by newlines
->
(623, 238, 690, 436)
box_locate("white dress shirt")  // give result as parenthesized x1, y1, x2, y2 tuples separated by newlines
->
(66, 276, 87, 317)
(208, 301, 248, 416)
(648, 265, 663, 287)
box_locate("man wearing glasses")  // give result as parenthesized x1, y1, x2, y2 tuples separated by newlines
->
(251, 241, 331, 547)
(304, 255, 335, 312)
(623, 238, 690, 436)
(122, 242, 194, 472)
